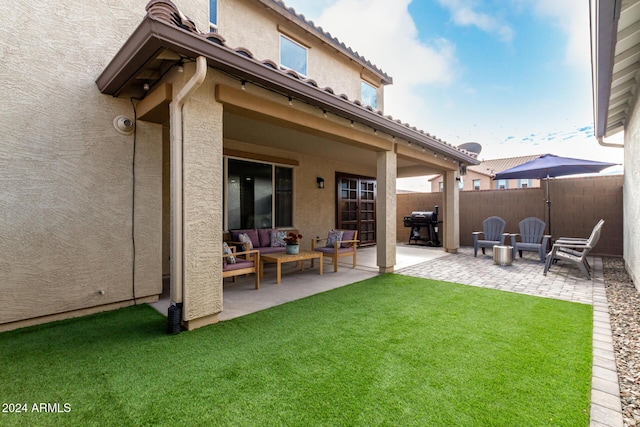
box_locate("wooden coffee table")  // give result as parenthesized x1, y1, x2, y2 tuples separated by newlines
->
(260, 250, 323, 284)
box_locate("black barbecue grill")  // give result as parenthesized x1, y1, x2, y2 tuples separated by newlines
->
(403, 205, 442, 246)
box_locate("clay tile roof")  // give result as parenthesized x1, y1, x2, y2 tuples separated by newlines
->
(234, 47, 253, 58)
(99, 0, 478, 165)
(469, 155, 543, 177)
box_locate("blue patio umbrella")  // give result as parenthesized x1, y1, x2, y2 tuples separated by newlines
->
(493, 154, 617, 235)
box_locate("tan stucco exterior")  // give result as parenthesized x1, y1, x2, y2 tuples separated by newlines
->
(0, 0, 164, 331)
(623, 93, 640, 286)
(217, 0, 385, 108)
(1, 0, 475, 331)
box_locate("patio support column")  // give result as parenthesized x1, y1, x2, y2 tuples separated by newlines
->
(171, 67, 223, 331)
(376, 149, 397, 273)
(442, 170, 460, 253)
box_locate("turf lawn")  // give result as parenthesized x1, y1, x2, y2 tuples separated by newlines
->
(1, 274, 592, 426)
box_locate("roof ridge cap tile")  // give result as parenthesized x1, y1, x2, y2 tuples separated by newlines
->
(147, 0, 202, 35)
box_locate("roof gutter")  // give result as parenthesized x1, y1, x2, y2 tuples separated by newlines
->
(597, 135, 624, 148)
(170, 56, 207, 313)
(592, 0, 622, 138)
(96, 16, 478, 166)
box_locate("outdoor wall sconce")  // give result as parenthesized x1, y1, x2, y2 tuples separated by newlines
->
(317, 177, 325, 189)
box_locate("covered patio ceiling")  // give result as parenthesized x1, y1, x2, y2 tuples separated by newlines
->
(224, 111, 447, 176)
(96, 0, 479, 174)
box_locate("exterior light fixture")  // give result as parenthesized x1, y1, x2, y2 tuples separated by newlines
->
(317, 177, 325, 189)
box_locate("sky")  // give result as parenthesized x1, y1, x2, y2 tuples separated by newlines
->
(281, 0, 624, 175)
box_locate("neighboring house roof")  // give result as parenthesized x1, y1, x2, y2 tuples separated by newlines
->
(470, 155, 543, 178)
(259, 0, 393, 85)
(96, 0, 479, 166)
(592, 0, 640, 138)
(428, 155, 543, 181)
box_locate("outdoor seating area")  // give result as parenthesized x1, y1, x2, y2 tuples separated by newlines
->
(544, 219, 605, 279)
(311, 230, 359, 272)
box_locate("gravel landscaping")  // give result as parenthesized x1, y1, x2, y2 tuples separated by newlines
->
(604, 257, 640, 427)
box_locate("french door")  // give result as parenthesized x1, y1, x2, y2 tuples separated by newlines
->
(336, 173, 376, 246)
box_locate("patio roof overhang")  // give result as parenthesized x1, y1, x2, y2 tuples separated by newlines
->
(96, 3, 479, 167)
(592, 0, 640, 138)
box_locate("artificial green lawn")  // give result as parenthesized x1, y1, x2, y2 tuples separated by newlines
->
(1, 274, 592, 426)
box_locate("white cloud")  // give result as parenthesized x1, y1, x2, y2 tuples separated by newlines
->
(437, 0, 514, 42)
(517, 0, 590, 68)
(302, 0, 457, 127)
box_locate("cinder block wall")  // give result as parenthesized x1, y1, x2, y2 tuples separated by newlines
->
(397, 175, 623, 257)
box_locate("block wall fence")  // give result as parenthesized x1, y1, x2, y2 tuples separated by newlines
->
(396, 175, 624, 257)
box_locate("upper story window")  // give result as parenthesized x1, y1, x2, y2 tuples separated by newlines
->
(473, 179, 481, 190)
(280, 35, 307, 76)
(209, 0, 217, 31)
(518, 179, 531, 188)
(361, 81, 377, 109)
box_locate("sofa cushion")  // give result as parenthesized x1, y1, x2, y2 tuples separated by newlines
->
(258, 228, 274, 248)
(223, 259, 254, 272)
(341, 230, 356, 248)
(258, 246, 287, 254)
(314, 246, 353, 255)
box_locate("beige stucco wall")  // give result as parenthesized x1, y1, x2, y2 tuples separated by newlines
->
(217, 0, 384, 109)
(0, 0, 172, 329)
(179, 71, 224, 325)
(624, 94, 640, 288)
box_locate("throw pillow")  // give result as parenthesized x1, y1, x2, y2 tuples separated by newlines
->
(326, 230, 344, 248)
(270, 230, 287, 247)
(223, 242, 236, 264)
(238, 233, 253, 251)
(258, 228, 274, 248)
(230, 229, 260, 248)
(341, 230, 356, 248)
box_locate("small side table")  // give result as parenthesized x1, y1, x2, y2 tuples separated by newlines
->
(493, 245, 513, 266)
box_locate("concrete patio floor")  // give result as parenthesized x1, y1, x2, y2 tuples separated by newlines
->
(151, 244, 622, 427)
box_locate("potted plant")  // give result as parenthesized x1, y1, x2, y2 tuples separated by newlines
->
(284, 232, 302, 254)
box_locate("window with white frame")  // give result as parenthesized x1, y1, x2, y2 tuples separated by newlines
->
(361, 81, 377, 109)
(209, 0, 217, 30)
(497, 179, 508, 190)
(280, 35, 307, 76)
(438, 182, 444, 192)
(225, 158, 293, 230)
(473, 179, 481, 190)
(518, 179, 531, 188)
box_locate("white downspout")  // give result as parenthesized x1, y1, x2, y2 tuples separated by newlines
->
(597, 136, 624, 148)
(170, 56, 207, 307)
